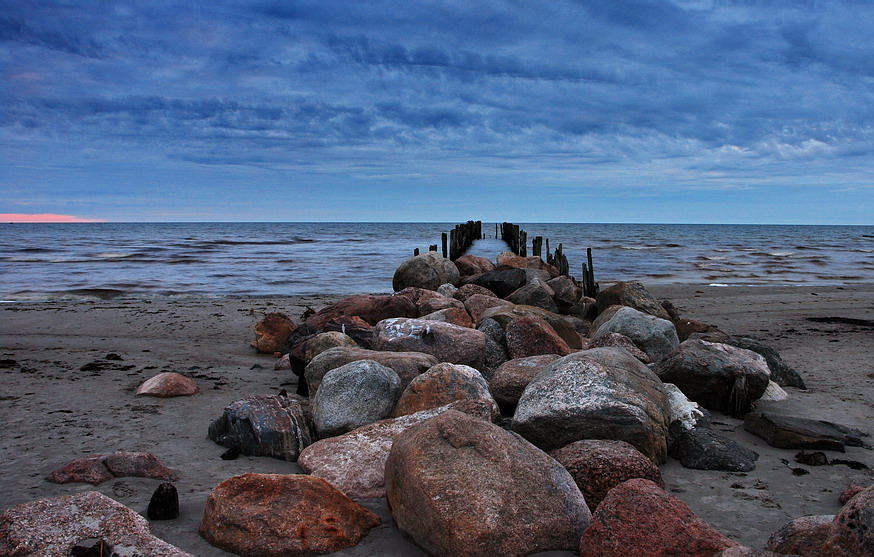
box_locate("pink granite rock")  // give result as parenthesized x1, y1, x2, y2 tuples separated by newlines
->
(306, 294, 417, 329)
(392, 363, 499, 419)
(252, 312, 297, 353)
(373, 318, 487, 370)
(505, 314, 573, 359)
(47, 452, 178, 485)
(136, 372, 199, 397)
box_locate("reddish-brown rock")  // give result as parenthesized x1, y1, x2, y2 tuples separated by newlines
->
(496, 252, 560, 278)
(200, 473, 380, 557)
(395, 287, 464, 314)
(392, 363, 499, 419)
(766, 515, 833, 556)
(463, 294, 513, 322)
(298, 401, 494, 498)
(548, 439, 664, 512)
(821, 484, 874, 556)
(479, 304, 584, 349)
(0, 491, 191, 556)
(385, 410, 591, 557)
(839, 484, 865, 505)
(454, 254, 496, 277)
(489, 354, 561, 410)
(676, 318, 726, 342)
(420, 307, 474, 328)
(372, 318, 487, 369)
(579, 478, 738, 557)
(306, 294, 417, 329)
(252, 312, 297, 353)
(303, 331, 359, 361)
(453, 283, 498, 303)
(505, 314, 573, 359)
(589, 332, 651, 364)
(47, 452, 178, 485)
(136, 372, 199, 397)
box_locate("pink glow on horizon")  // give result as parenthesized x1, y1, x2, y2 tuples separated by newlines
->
(1, 213, 107, 223)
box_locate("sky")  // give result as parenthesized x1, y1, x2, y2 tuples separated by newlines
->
(1, 1, 873, 224)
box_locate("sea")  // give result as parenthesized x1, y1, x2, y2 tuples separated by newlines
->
(1, 222, 873, 302)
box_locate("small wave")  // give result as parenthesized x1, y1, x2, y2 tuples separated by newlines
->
(16, 247, 55, 253)
(276, 259, 296, 264)
(94, 252, 137, 259)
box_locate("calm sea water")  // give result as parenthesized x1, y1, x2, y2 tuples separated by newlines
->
(1, 222, 873, 301)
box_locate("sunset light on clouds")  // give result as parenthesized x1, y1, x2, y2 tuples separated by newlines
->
(1, 214, 106, 223)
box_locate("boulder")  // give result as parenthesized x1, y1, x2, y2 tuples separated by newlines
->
(395, 286, 465, 314)
(393, 252, 460, 291)
(549, 439, 664, 513)
(512, 348, 671, 463)
(136, 372, 199, 397)
(676, 318, 728, 342)
(303, 331, 358, 361)
(489, 354, 561, 411)
(207, 394, 313, 461)
(385, 410, 591, 557)
(0, 491, 191, 556)
(147, 482, 179, 521)
(298, 401, 494, 498)
(504, 314, 573, 359)
(306, 294, 417, 329)
(481, 336, 508, 378)
(319, 316, 374, 349)
(591, 306, 679, 363)
(252, 312, 297, 353)
(372, 318, 487, 370)
(392, 363, 499, 419)
(304, 347, 438, 395)
(766, 515, 833, 556)
(655, 339, 770, 416)
(725, 336, 807, 389)
(463, 293, 513, 322)
(579, 478, 738, 557)
(47, 452, 178, 485)
(312, 360, 401, 438)
(669, 428, 759, 472)
(437, 282, 458, 297)
(821, 484, 874, 556)
(453, 254, 496, 277)
(200, 473, 380, 557)
(479, 304, 584, 349)
(505, 281, 559, 313)
(595, 281, 672, 320)
(839, 484, 865, 505)
(589, 332, 650, 364)
(496, 252, 560, 278)
(743, 411, 867, 452)
(472, 268, 528, 298)
(420, 307, 474, 328)
(453, 283, 498, 303)
(547, 275, 582, 312)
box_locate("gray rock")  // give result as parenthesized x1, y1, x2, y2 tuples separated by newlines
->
(393, 252, 460, 291)
(208, 394, 313, 461)
(547, 275, 582, 312)
(489, 354, 561, 411)
(669, 427, 759, 471)
(304, 346, 438, 395)
(744, 411, 868, 451)
(655, 339, 771, 417)
(591, 306, 679, 363)
(596, 281, 672, 320)
(473, 268, 528, 298)
(372, 318, 487, 370)
(312, 360, 402, 438)
(505, 280, 559, 313)
(726, 336, 806, 389)
(512, 347, 671, 463)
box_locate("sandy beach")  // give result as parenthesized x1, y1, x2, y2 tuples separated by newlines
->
(1, 284, 872, 555)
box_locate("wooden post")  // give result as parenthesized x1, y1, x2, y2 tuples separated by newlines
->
(442, 232, 448, 259)
(429, 244, 438, 252)
(414, 248, 420, 256)
(532, 236, 542, 257)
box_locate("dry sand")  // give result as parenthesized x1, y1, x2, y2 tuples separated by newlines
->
(1, 284, 872, 555)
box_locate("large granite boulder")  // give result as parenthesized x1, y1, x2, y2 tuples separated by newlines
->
(312, 360, 401, 438)
(655, 339, 771, 417)
(200, 473, 380, 557)
(0, 491, 191, 556)
(395, 286, 465, 314)
(304, 346, 438, 395)
(489, 354, 561, 411)
(669, 427, 759, 472)
(419, 307, 474, 328)
(298, 401, 494, 498)
(496, 252, 559, 278)
(393, 252, 460, 291)
(385, 410, 591, 557)
(306, 294, 418, 329)
(548, 275, 582, 312)
(252, 312, 297, 353)
(725, 336, 807, 389)
(504, 314, 573, 359)
(208, 394, 313, 461)
(302, 331, 359, 362)
(136, 372, 199, 397)
(391, 362, 499, 419)
(512, 348, 670, 463)
(48, 452, 178, 485)
(743, 411, 867, 451)
(579, 478, 738, 557)
(589, 332, 650, 363)
(472, 268, 528, 298)
(453, 254, 496, 277)
(766, 515, 833, 556)
(453, 283, 498, 302)
(479, 304, 583, 349)
(595, 281, 672, 320)
(463, 293, 513, 322)
(372, 318, 487, 369)
(505, 280, 559, 313)
(820, 484, 874, 556)
(590, 306, 679, 363)
(549, 439, 664, 513)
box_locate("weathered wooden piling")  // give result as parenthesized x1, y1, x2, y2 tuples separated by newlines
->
(448, 220, 482, 260)
(582, 247, 599, 297)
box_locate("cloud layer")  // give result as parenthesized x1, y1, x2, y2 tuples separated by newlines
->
(1, 1, 872, 222)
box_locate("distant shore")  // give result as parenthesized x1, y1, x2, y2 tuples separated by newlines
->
(1, 284, 872, 555)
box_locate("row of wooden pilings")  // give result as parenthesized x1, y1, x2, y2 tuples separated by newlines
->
(412, 221, 599, 298)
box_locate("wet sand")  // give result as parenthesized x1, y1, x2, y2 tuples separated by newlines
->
(1, 284, 872, 555)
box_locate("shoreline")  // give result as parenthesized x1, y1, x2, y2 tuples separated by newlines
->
(1, 284, 872, 554)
